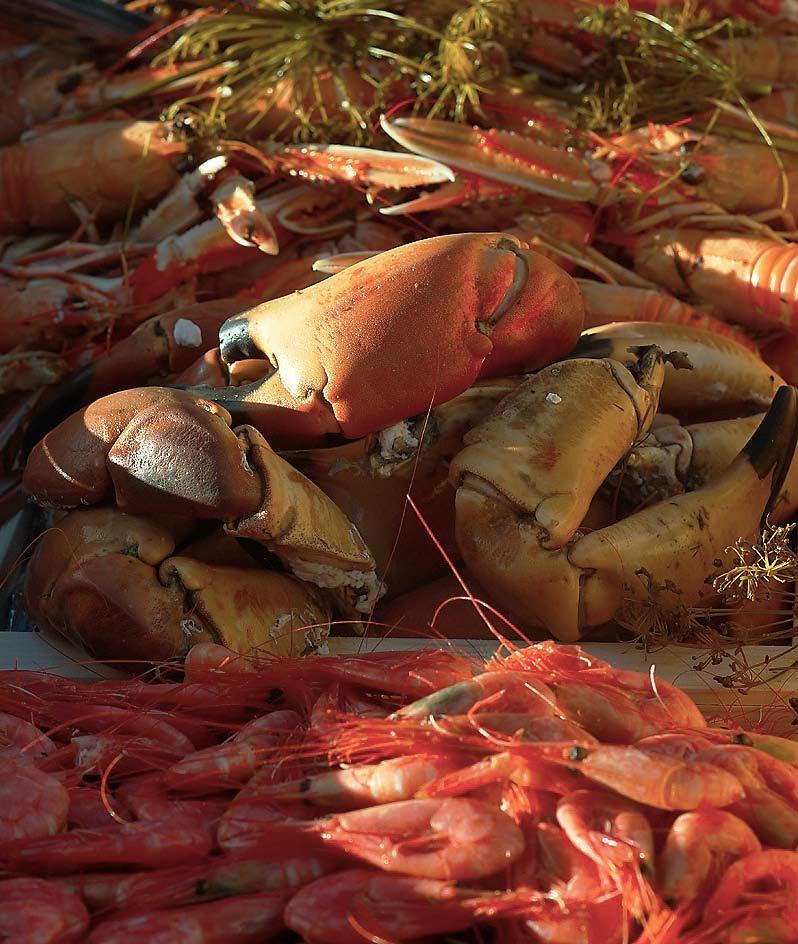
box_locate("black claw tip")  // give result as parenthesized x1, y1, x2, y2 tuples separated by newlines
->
(219, 315, 260, 366)
(742, 386, 798, 523)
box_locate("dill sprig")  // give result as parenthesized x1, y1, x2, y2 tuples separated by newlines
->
(714, 521, 798, 604)
(151, 0, 521, 144)
(569, 1, 770, 132)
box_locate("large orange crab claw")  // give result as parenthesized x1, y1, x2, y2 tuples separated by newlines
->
(212, 233, 584, 443)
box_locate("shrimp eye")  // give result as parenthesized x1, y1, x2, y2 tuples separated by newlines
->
(732, 732, 753, 746)
(680, 163, 705, 185)
(567, 745, 588, 762)
(266, 687, 284, 704)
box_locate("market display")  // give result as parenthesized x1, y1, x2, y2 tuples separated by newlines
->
(2, 641, 798, 943)
(4, 0, 798, 939)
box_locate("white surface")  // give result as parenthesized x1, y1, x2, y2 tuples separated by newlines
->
(0, 630, 794, 693)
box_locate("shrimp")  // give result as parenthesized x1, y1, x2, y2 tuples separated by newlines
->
(60, 842, 341, 913)
(164, 709, 302, 792)
(318, 797, 525, 880)
(551, 669, 706, 743)
(695, 745, 798, 847)
(0, 120, 183, 234)
(0, 759, 69, 843)
(85, 890, 290, 944)
(556, 789, 655, 918)
(303, 648, 474, 698)
(262, 752, 470, 810)
(46, 734, 187, 778)
(284, 868, 499, 944)
(0, 817, 214, 874)
(555, 744, 745, 810)
(0, 877, 89, 944)
(418, 750, 589, 799)
(703, 850, 798, 927)
(393, 670, 560, 721)
(0, 709, 56, 759)
(43, 703, 197, 754)
(556, 789, 655, 873)
(660, 810, 761, 905)
(116, 773, 229, 825)
(66, 785, 132, 831)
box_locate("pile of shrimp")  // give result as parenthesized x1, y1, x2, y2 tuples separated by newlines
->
(2, 639, 797, 944)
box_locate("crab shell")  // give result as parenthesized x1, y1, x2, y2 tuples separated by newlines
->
(212, 232, 584, 444)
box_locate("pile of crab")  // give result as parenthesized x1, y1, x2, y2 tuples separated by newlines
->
(5, 0, 798, 657)
(2, 640, 798, 944)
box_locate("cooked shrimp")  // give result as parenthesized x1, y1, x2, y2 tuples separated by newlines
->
(660, 810, 761, 905)
(417, 750, 588, 799)
(556, 789, 655, 918)
(85, 890, 290, 944)
(695, 745, 798, 848)
(0, 710, 56, 759)
(319, 797, 525, 880)
(554, 744, 745, 810)
(394, 671, 560, 720)
(704, 850, 798, 927)
(164, 709, 302, 792)
(284, 868, 498, 944)
(552, 668, 706, 743)
(0, 877, 89, 943)
(116, 773, 228, 825)
(254, 752, 469, 810)
(1, 817, 214, 874)
(66, 785, 132, 831)
(61, 843, 341, 912)
(0, 758, 69, 843)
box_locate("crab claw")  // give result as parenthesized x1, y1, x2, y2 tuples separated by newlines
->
(380, 116, 600, 203)
(214, 233, 584, 444)
(23, 387, 380, 613)
(454, 380, 798, 641)
(24, 508, 330, 667)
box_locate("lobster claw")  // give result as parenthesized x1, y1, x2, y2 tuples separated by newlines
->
(380, 116, 601, 203)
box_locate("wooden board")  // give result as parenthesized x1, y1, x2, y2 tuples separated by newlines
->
(3, 631, 797, 733)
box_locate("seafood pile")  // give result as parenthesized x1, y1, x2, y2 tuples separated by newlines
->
(2, 640, 798, 943)
(4, 0, 798, 664)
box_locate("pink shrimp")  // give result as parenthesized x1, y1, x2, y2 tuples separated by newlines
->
(417, 750, 589, 799)
(556, 744, 745, 810)
(318, 797, 525, 880)
(551, 668, 706, 743)
(85, 890, 290, 944)
(695, 744, 798, 847)
(0, 758, 69, 843)
(310, 683, 389, 731)
(60, 842, 342, 913)
(284, 868, 500, 944)
(164, 709, 302, 792)
(116, 773, 229, 826)
(0, 877, 89, 944)
(0, 710, 57, 759)
(704, 850, 798, 927)
(43, 704, 197, 754)
(66, 784, 133, 830)
(45, 734, 187, 777)
(660, 810, 761, 906)
(555, 789, 656, 918)
(251, 752, 470, 811)
(0, 817, 214, 874)
(393, 670, 561, 720)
